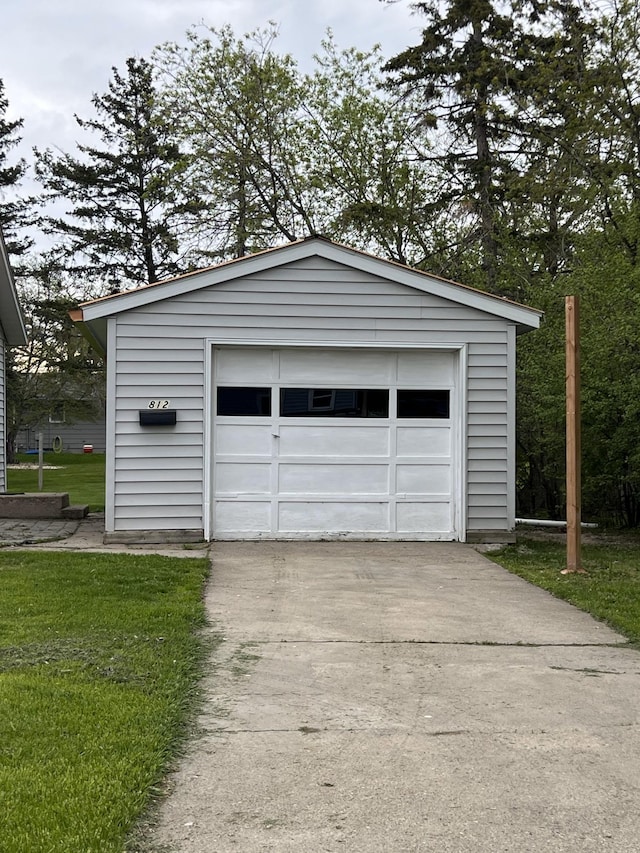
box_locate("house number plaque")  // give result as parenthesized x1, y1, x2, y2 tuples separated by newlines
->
(148, 400, 171, 409)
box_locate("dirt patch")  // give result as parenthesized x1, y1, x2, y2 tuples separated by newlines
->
(516, 525, 640, 547)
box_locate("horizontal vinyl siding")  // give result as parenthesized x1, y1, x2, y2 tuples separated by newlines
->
(466, 339, 509, 531)
(16, 419, 106, 453)
(112, 334, 204, 531)
(0, 334, 5, 492)
(111, 255, 513, 535)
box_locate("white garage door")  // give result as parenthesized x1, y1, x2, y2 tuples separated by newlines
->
(212, 347, 458, 540)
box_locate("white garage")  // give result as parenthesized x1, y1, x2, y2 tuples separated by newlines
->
(213, 347, 457, 539)
(71, 237, 541, 544)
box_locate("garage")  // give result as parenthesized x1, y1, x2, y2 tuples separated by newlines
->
(71, 236, 542, 544)
(213, 347, 457, 539)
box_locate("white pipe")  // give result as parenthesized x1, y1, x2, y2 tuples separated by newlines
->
(516, 518, 598, 529)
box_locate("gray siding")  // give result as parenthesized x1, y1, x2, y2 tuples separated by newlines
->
(111, 256, 512, 535)
(16, 419, 106, 453)
(0, 333, 5, 492)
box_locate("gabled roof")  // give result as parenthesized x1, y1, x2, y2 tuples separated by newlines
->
(71, 237, 542, 355)
(0, 229, 27, 346)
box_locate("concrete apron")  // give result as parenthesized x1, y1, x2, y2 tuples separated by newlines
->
(152, 542, 640, 853)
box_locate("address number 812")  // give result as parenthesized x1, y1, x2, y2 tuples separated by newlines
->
(148, 400, 171, 409)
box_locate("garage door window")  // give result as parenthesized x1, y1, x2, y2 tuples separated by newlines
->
(217, 387, 271, 416)
(280, 388, 389, 418)
(397, 390, 450, 418)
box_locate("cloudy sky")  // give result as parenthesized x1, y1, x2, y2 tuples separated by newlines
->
(3, 0, 422, 162)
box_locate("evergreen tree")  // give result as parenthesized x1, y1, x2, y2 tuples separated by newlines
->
(0, 78, 32, 259)
(382, 0, 565, 294)
(36, 57, 201, 291)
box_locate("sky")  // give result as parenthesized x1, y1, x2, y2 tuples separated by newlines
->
(2, 0, 422, 163)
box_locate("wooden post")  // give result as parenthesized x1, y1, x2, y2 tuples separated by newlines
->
(563, 296, 585, 574)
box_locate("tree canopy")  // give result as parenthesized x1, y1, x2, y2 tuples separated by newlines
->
(3, 6, 640, 523)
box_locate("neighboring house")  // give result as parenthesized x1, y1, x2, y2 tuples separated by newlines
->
(0, 229, 27, 491)
(72, 237, 542, 543)
(15, 415, 106, 454)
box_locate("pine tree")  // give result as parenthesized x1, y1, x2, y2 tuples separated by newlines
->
(382, 0, 559, 294)
(36, 57, 201, 291)
(0, 78, 32, 259)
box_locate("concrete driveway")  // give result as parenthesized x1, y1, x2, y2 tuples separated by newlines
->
(151, 542, 640, 852)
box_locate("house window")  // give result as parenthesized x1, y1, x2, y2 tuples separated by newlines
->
(49, 405, 65, 424)
(217, 387, 271, 416)
(397, 390, 450, 418)
(280, 389, 389, 418)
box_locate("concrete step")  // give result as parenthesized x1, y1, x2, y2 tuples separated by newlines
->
(61, 504, 90, 520)
(0, 492, 70, 519)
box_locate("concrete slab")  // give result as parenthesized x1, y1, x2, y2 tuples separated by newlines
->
(0, 516, 80, 545)
(206, 541, 623, 645)
(3, 514, 210, 558)
(150, 542, 640, 852)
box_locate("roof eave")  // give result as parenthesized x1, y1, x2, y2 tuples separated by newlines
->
(0, 232, 27, 346)
(69, 309, 107, 358)
(75, 238, 543, 332)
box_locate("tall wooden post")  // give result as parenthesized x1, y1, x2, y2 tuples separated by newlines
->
(564, 296, 584, 574)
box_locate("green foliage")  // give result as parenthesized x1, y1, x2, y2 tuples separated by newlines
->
(517, 231, 640, 525)
(0, 551, 211, 853)
(7, 452, 106, 511)
(155, 26, 435, 263)
(305, 36, 437, 266)
(0, 78, 32, 259)
(35, 57, 200, 290)
(490, 538, 640, 643)
(4, 5, 640, 525)
(383, 0, 567, 293)
(156, 25, 306, 259)
(6, 259, 105, 461)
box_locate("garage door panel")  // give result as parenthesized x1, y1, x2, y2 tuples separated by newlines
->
(216, 462, 271, 494)
(278, 425, 390, 456)
(215, 424, 272, 455)
(397, 502, 451, 533)
(214, 500, 271, 531)
(397, 426, 450, 457)
(215, 347, 274, 382)
(212, 347, 457, 540)
(279, 463, 389, 495)
(397, 350, 454, 383)
(396, 463, 450, 494)
(278, 501, 389, 533)
(278, 348, 395, 384)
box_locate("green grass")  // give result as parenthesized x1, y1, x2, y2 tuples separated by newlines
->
(0, 550, 212, 853)
(7, 452, 106, 511)
(490, 538, 640, 644)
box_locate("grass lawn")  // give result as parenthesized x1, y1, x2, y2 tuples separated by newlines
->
(7, 452, 105, 511)
(0, 550, 212, 853)
(489, 537, 640, 645)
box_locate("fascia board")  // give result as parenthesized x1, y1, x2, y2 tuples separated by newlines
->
(78, 243, 315, 321)
(78, 238, 543, 330)
(69, 310, 107, 357)
(0, 235, 27, 345)
(316, 243, 543, 329)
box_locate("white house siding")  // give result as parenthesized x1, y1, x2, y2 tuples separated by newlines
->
(0, 332, 5, 492)
(110, 256, 512, 536)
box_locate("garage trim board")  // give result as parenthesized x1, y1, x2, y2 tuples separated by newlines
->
(203, 341, 467, 541)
